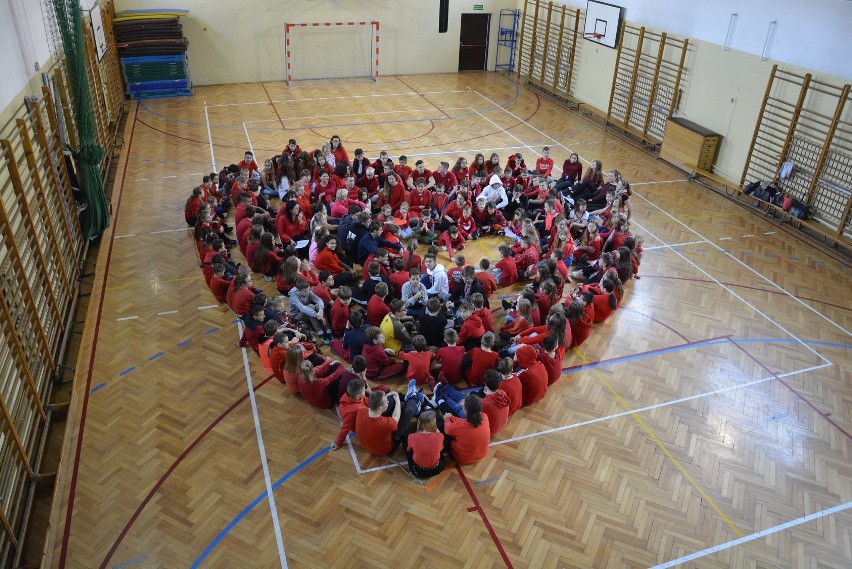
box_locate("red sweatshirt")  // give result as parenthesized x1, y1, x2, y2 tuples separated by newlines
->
(482, 389, 511, 435)
(516, 345, 548, 406)
(330, 298, 350, 336)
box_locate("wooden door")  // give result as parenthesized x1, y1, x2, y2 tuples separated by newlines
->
(458, 13, 490, 71)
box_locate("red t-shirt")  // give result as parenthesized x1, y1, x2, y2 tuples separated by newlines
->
(467, 348, 499, 387)
(400, 351, 433, 385)
(407, 431, 444, 468)
(535, 156, 554, 176)
(433, 170, 456, 191)
(436, 346, 465, 384)
(475, 271, 498, 298)
(330, 298, 350, 336)
(445, 415, 491, 464)
(354, 408, 397, 456)
(389, 271, 410, 298)
(496, 257, 518, 286)
(367, 296, 391, 327)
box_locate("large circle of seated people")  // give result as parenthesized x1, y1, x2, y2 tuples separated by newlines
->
(186, 137, 644, 478)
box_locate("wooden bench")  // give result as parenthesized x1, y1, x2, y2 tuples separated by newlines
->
(689, 168, 851, 249)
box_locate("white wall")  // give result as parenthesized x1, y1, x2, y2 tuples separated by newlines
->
(116, 0, 518, 85)
(549, 0, 852, 182)
(557, 0, 852, 80)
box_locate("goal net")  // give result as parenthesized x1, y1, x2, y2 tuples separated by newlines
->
(285, 21, 379, 84)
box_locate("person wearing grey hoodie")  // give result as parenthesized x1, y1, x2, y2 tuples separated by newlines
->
(422, 254, 450, 301)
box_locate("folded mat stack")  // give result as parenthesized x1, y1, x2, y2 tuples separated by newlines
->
(114, 9, 192, 99)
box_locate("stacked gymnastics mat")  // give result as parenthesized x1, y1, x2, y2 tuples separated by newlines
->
(114, 9, 192, 99)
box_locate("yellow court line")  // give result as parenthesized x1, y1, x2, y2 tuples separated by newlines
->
(343, 96, 391, 146)
(572, 347, 744, 537)
(106, 275, 200, 291)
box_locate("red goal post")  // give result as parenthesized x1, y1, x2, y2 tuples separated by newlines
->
(284, 21, 380, 85)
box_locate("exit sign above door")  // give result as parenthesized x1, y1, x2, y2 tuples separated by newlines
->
(473, 4, 483, 9)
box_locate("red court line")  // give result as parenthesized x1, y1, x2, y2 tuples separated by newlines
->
(726, 339, 852, 441)
(260, 82, 286, 130)
(639, 275, 852, 313)
(58, 103, 140, 568)
(394, 76, 453, 120)
(620, 306, 691, 342)
(99, 374, 276, 568)
(455, 465, 514, 568)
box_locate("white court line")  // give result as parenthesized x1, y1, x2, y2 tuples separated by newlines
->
(149, 228, 188, 235)
(763, 231, 776, 235)
(742, 234, 754, 238)
(468, 106, 543, 159)
(243, 107, 471, 124)
(188, 172, 204, 176)
(157, 310, 178, 316)
(162, 175, 176, 179)
(631, 191, 851, 338)
(134, 177, 149, 181)
(392, 145, 549, 160)
(116, 316, 138, 321)
(242, 122, 255, 158)
(630, 179, 689, 186)
(203, 89, 470, 108)
(718, 237, 732, 241)
(203, 101, 217, 171)
(643, 240, 709, 251)
(236, 321, 288, 568)
(352, 362, 832, 474)
(346, 437, 363, 475)
(114, 234, 136, 239)
(652, 500, 852, 568)
(197, 305, 218, 311)
(631, 217, 832, 364)
(468, 87, 588, 165)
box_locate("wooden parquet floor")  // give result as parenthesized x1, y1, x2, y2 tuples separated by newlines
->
(45, 73, 852, 568)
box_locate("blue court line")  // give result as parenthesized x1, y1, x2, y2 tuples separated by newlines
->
(788, 256, 800, 261)
(91, 382, 106, 393)
(177, 338, 192, 347)
(148, 352, 164, 361)
(474, 476, 500, 487)
(695, 249, 707, 253)
(191, 446, 331, 569)
(119, 366, 136, 376)
(195, 336, 850, 564)
(204, 327, 221, 335)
